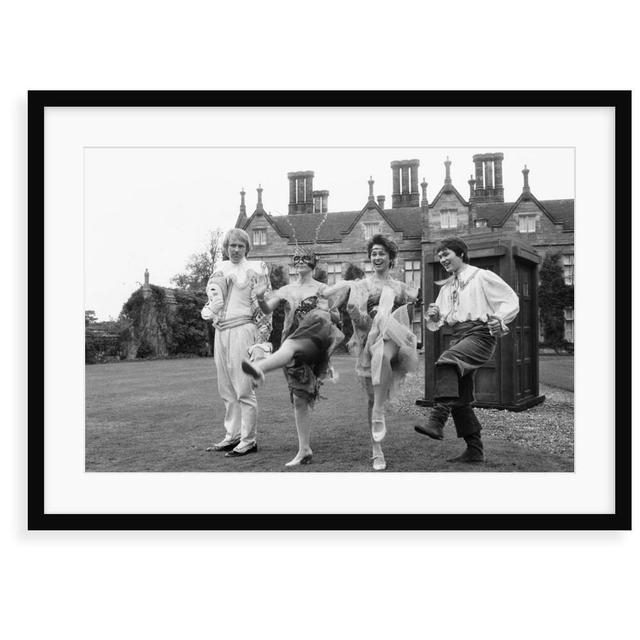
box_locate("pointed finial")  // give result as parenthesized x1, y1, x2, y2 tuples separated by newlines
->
(522, 165, 531, 195)
(368, 175, 375, 201)
(420, 178, 429, 208)
(444, 156, 452, 184)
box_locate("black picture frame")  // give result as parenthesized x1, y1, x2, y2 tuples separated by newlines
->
(28, 90, 632, 531)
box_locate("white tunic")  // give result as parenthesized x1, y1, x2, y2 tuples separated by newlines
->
(427, 264, 519, 333)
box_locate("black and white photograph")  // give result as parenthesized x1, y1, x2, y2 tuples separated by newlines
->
(83, 145, 575, 475)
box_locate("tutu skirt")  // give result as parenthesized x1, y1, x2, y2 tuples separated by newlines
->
(282, 308, 345, 405)
(349, 304, 418, 399)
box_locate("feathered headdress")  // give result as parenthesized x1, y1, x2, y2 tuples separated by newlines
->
(289, 207, 330, 268)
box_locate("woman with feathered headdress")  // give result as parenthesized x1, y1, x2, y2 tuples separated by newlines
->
(241, 244, 346, 467)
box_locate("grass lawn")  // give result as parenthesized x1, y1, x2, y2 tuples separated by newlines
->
(86, 353, 574, 472)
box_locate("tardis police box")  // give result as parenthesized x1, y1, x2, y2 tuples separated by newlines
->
(418, 237, 545, 411)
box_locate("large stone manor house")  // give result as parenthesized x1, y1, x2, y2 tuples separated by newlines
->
(236, 152, 575, 342)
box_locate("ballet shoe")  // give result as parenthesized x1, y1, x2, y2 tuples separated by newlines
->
(284, 452, 313, 467)
(241, 359, 265, 387)
(371, 412, 387, 443)
(371, 454, 387, 471)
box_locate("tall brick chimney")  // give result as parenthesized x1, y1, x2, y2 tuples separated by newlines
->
(312, 189, 329, 213)
(287, 170, 314, 214)
(390, 159, 420, 208)
(471, 152, 505, 203)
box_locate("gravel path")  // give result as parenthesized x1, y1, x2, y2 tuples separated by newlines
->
(392, 365, 574, 459)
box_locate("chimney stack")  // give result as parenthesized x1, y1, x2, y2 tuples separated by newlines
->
(287, 171, 315, 214)
(390, 159, 420, 208)
(377, 195, 386, 208)
(312, 190, 329, 213)
(472, 152, 505, 203)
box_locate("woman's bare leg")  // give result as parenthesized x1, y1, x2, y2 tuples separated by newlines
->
(370, 340, 399, 443)
(366, 385, 386, 470)
(285, 395, 313, 467)
(248, 338, 317, 376)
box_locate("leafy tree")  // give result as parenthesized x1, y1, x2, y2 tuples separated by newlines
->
(314, 265, 328, 284)
(268, 264, 289, 350)
(171, 290, 211, 356)
(85, 315, 124, 363)
(538, 253, 574, 353)
(171, 228, 224, 293)
(343, 263, 365, 281)
(336, 262, 365, 348)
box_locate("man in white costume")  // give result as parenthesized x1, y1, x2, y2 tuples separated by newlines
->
(414, 237, 519, 463)
(201, 228, 271, 457)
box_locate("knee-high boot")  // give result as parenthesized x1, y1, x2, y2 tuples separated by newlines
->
(414, 403, 450, 440)
(448, 406, 484, 463)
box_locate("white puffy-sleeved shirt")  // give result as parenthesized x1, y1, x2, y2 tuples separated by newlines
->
(202, 258, 272, 340)
(426, 264, 519, 333)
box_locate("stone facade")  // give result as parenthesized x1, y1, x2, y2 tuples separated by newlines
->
(237, 153, 575, 343)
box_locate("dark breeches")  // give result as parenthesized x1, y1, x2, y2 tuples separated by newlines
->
(433, 322, 495, 437)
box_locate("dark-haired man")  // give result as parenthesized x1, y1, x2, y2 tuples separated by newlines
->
(414, 237, 519, 463)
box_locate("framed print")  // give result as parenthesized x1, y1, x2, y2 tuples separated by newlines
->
(28, 90, 631, 530)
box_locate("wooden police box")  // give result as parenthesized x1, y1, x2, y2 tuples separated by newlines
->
(418, 237, 545, 411)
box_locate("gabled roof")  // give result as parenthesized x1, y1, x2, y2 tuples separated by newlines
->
(471, 202, 514, 227)
(234, 211, 248, 228)
(244, 201, 423, 243)
(540, 199, 574, 231)
(430, 184, 469, 208)
(268, 210, 358, 243)
(472, 194, 574, 231)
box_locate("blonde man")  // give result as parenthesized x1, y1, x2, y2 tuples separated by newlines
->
(202, 228, 271, 457)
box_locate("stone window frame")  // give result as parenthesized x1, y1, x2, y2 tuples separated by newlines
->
(564, 307, 575, 343)
(517, 214, 537, 233)
(563, 254, 575, 285)
(440, 209, 458, 229)
(363, 221, 380, 240)
(252, 228, 267, 246)
(325, 262, 343, 285)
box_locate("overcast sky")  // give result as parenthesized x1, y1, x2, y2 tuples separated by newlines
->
(84, 147, 574, 320)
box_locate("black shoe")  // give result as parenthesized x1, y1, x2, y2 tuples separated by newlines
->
(225, 443, 258, 458)
(414, 423, 444, 440)
(206, 439, 241, 452)
(446, 448, 484, 463)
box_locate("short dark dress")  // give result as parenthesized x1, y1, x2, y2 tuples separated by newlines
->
(281, 295, 345, 405)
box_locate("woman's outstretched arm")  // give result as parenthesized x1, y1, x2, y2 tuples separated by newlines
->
(254, 281, 287, 314)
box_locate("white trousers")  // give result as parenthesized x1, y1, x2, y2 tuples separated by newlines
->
(214, 322, 259, 449)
